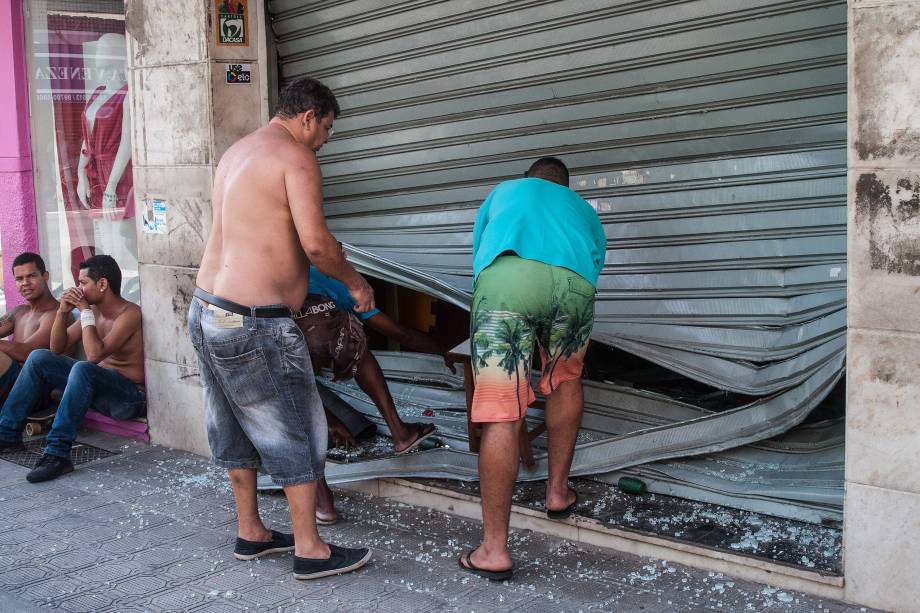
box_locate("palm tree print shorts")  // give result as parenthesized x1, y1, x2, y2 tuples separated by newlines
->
(470, 255, 596, 422)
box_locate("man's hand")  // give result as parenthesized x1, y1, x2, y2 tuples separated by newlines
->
(442, 352, 458, 374)
(327, 415, 357, 450)
(348, 277, 376, 313)
(61, 288, 89, 312)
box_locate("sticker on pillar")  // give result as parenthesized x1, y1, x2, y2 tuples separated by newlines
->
(226, 64, 251, 84)
(142, 198, 168, 235)
(216, 0, 248, 46)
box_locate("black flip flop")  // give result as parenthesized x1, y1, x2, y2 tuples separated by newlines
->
(395, 425, 437, 455)
(458, 550, 513, 582)
(546, 491, 578, 519)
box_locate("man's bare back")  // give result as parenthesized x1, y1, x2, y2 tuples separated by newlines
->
(198, 117, 372, 313)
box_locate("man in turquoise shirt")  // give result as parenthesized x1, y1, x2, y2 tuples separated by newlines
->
(460, 157, 606, 581)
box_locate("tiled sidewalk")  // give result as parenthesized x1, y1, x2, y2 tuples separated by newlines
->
(0, 434, 874, 612)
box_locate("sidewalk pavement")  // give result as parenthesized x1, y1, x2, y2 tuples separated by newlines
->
(0, 432, 875, 612)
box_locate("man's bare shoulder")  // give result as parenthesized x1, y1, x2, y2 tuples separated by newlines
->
(120, 302, 142, 319)
(220, 126, 317, 174)
(0, 306, 25, 326)
(104, 301, 142, 325)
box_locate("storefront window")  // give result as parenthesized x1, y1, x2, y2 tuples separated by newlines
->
(24, 1, 138, 303)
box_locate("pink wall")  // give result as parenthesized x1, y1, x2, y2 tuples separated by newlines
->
(0, 0, 40, 310)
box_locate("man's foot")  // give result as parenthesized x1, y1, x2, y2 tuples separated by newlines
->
(293, 544, 372, 580)
(26, 454, 73, 483)
(315, 478, 338, 525)
(393, 422, 437, 455)
(315, 512, 338, 526)
(546, 488, 578, 519)
(234, 530, 295, 560)
(0, 439, 24, 453)
(458, 549, 513, 581)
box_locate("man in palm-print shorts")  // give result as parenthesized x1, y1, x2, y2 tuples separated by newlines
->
(459, 157, 606, 582)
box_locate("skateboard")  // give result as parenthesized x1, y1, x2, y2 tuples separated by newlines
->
(25, 409, 56, 437)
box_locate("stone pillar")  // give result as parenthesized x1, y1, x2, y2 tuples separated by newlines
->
(0, 0, 40, 309)
(845, 2, 920, 611)
(125, 0, 269, 455)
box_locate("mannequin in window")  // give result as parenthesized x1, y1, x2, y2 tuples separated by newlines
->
(75, 33, 133, 222)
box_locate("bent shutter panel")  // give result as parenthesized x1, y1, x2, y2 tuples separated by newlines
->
(268, 0, 847, 395)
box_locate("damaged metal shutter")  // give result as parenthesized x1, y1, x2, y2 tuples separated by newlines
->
(269, 0, 847, 396)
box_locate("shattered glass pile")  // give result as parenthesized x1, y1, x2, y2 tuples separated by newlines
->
(318, 353, 844, 525)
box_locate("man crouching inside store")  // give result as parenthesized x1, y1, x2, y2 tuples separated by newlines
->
(0, 255, 146, 482)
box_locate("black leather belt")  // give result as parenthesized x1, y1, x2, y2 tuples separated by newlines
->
(193, 288, 292, 319)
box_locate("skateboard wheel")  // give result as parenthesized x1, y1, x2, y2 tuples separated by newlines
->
(25, 423, 40, 436)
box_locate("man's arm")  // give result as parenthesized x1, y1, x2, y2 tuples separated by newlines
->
(50, 299, 81, 355)
(0, 310, 58, 362)
(284, 148, 375, 312)
(81, 306, 141, 364)
(365, 312, 456, 373)
(0, 307, 22, 339)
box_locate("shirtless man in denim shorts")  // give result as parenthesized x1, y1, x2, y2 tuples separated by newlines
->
(189, 77, 374, 580)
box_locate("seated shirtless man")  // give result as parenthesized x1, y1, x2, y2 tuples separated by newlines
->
(0, 253, 61, 399)
(0, 255, 146, 483)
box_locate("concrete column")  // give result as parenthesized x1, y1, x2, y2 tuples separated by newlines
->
(0, 0, 40, 308)
(845, 2, 920, 611)
(124, 0, 268, 455)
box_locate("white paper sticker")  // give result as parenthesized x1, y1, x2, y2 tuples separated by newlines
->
(142, 198, 168, 234)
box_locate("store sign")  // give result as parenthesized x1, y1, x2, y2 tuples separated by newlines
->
(216, 0, 248, 46)
(226, 63, 251, 84)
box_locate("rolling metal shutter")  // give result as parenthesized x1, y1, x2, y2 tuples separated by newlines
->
(267, 1, 847, 521)
(269, 0, 846, 396)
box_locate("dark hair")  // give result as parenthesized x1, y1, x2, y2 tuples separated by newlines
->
(274, 77, 340, 120)
(525, 157, 569, 186)
(79, 254, 122, 296)
(12, 252, 47, 275)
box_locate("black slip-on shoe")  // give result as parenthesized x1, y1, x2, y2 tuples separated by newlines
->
(26, 454, 74, 483)
(0, 439, 25, 453)
(293, 544, 372, 580)
(234, 530, 295, 561)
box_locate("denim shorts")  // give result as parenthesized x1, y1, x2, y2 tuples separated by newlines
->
(187, 296, 327, 486)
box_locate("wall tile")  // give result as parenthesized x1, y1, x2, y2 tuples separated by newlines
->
(135, 166, 213, 268)
(846, 329, 920, 495)
(844, 483, 920, 612)
(848, 171, 920, 334)
(139, 263, 198, 368)
(851, 5, 920, 164)
(211, 61, 264, 161)
(145, 358, 209, 456)
(131, 63, 212, 167)
(125, 0, 208, 68)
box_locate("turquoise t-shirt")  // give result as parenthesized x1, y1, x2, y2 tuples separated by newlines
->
(308, 266, 380, 321)
(472, 178, 607, 286)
